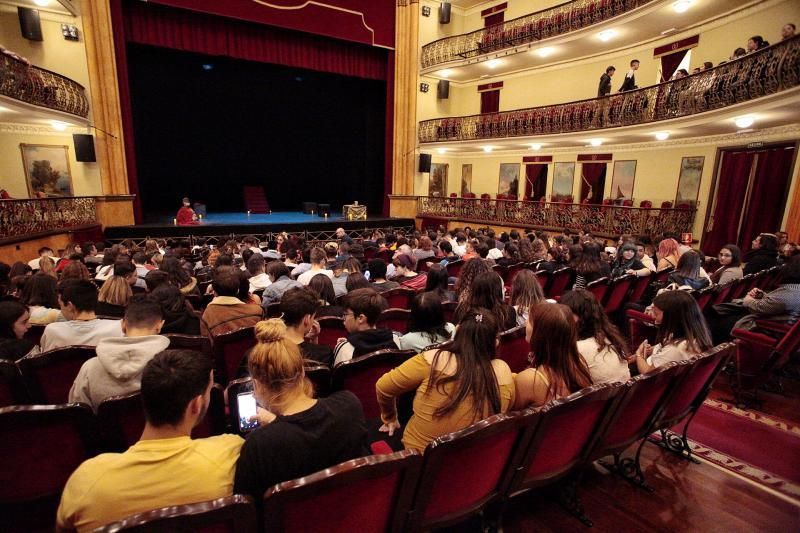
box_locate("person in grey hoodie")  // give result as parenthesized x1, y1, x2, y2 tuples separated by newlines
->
(69, 297, 169, 412)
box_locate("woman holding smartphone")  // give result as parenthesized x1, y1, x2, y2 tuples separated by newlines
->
(630, 291, 713, 374)
(233, 319, 369, 499)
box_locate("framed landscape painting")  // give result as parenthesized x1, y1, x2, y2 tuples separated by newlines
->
(552, 162, 575, 201)
(461, 164, 472, 196)
(21, 144, 73, 197)
(611, 160, 637, 199)
(676, 156, 704, 207)
(498, 163, 520, 197)
(429, 163, 448, 197)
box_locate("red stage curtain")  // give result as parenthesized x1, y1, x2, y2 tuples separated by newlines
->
(525, 164, 547, 200)
(660, 50, 688, 82)
(739, 146, 796, 250)
(123, 1, 388, 80)
(702, 151, 755, 255)
(580, 163, 607, 204)
(481, 90, 500, 114)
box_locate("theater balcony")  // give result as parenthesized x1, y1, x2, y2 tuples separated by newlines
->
(418, 35, 800, 147)
(421, 0, 752, 80)
(0, 52, 90, 122)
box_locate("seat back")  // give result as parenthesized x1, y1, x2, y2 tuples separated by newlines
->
(692, 286, 716, 313)
(441, 301, 458, 323)
(546, 267, 574, 298)
(409, 412, 533, 530)
(729, 275, 755, 300)
(317, 317, 348, 350)
(653, 268, 673, 284)
(98, 494, 258, 533)
(445, 259, 464, 278)
(305, 363, 331, 397)
(165, 334, 212, 357)
(534, 270, 549, 292)
(604, 275, 635, 314)
(16, 345, 96, 404)
(263, 450, 421, 533)
(97, 391, 146, 452)
(23, 324, 46, 346)
(496, 326, 529, 373)
(383, 288, 415, 309)
(733, 320, 800, 393)
(332, 349, 416, 419)
(376, 308, 412, 335)
(511, 383, 622, 492)
(190, 384, 226, 439)
(590, 363, 687, 459)
(628, 274, 652, 304)
(586, 277, 610, 304)
(0, 404, 98, 531)
(650, 344, 734, 431)
(212, 327, 256, 384)
(0, 359, 28, 407)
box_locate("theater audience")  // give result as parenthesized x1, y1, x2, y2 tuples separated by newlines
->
(454, 271, 517, 330)
(631, 291, 712, 373)
(496, 242, 521, 267)
(561, 291, 630, 384)
(95, 250, 117, 281)
(234, 319, 368, 499)
(200, 266, 263, 339)
(61, 259, 92, 282)
(668, 250, 710, 290)
(150, 284, 201, 335)
(657, 238, 681, 271)
(246, 254, 271, 294)
(21, 272, 62, 324)
(782, 23, 796, 40)
(455, 257, 491, 304)
(68, 297, 169, 411)
(97, 261, 138, 318)
(609, 242, 649, 279)
(710, 245, 743, 285)
(513, 304, 593, 408)
(38, 255, 57, 278)
(160, 256, 199, 296)
(28, 246, 54, 271)
(308, 273, 344, 318)
(367, 258, 400, 293)
(57, 350, 244, 532)
(424, 263, 455, 302)
(392, 253, 427, 291)
(297, 247, 333, 285)
(0, 300, 37, 360)
(280, 287, 334, 366)
(377, 309, 514, 451)
(398, 292, 455, 352)
(573, 242, 611, 290)
(333, 288, 398, 365)
(510, 270, 547, 326)
(412, 236, 436, 262)
(743, 233, 779, 274)
(40, 280, 123, 351)
(260, 261, 302, 306)
(635, 242, 657, 272)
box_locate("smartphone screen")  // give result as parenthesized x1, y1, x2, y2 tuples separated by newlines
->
(237, 392, 259, 432)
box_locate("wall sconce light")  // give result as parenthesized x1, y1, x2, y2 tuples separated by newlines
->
(420, 82, 430, 93)
(61, 24, 79, 41)
(422, 6, 431, 16)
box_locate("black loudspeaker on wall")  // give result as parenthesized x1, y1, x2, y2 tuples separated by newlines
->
(419, 153, 432, 173)
(437, 80, 450, 100)
(439, 2, 452, 24)
(73, 134, 97, 162)
(18, 7, 43, 41)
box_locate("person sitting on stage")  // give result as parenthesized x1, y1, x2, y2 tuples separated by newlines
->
(176, 197, 199, 226)
(201, 266, 264, 339)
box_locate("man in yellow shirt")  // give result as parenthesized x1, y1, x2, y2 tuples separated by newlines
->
(56, 350, 244, 532)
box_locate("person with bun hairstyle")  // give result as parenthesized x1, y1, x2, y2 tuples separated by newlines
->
(234, 319, 369, 499)
(514, 304, 593, 408)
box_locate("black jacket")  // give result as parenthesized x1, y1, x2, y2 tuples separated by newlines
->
(598, 73, 612, 96)
(619, 72, 637, 92)
(743, 249, 778, 275)
(345, 328, 398, 359)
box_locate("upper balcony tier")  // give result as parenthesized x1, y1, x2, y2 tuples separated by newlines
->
(0, 51, 90, 120)
(419, 35, 800, 145)
(420, 0, 751, 81)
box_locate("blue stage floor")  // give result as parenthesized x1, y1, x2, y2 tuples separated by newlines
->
(191, 212, 344, 225)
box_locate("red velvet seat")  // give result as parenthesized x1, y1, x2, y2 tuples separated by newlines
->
(639, 200, 652, 208)
(97, 494, 258, 533)
(622, 199, 633, 207)
(546, 267, 574, 298)
(377, 249, 393, 264)
(692, 285, 716, 313)
(264, 301, 282, 318)
(317, 317, 348, 350)
(304, 362, 332, 398)
(189, 383, 226, 439)
(710, 279, 736, 305)
(441, 301, 458, 323)
(0, 404, 99, 531)
(23, 324, 45, 346)
(445, 259, 464, 278)
(408, 412, 533, 530)
(626, 308, 658, 352)
(627, 273, 651, 304)
(332, 349, 416, 419)
(449, 193, 458, 198)
(730, 320, 800, 405)
(535, 270, 549, 292)
(97, 391, 146, 452)
(660, 201, 673, 208)
(213, 326, 256, 385)
(504, 262, 527, 287)
(263, 450, 421, 533)
(165, 333, 212, 357)
(496, 325, 529, 373)
(16, 345, 96, 404)
(603, 274, 636, 315)
(382, 287, 415, 309)
(586, 277, 610, 304)
(0, 359, 28, 407)
(376, 308, 412, 334)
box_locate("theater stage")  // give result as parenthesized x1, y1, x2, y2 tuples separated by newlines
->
(104, 212, 416, 241)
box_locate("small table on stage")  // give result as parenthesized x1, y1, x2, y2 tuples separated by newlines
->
(343, 204, 367, 221)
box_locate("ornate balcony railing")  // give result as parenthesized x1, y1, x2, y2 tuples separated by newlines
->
(0, 52, 90, 118)
(421, 0, 654, 70)
(0, 197, 97, 241)
(417, 196, 696, 238)
(420, 35, 800, 143)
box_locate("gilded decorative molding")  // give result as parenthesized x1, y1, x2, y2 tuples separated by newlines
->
(0, 122, 81, 135)
(251, 1, 379, 46)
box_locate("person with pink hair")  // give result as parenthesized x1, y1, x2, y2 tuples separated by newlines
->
(656, 238, 680, 271)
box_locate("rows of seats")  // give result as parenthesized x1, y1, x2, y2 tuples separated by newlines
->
(76, 342, 732, 532)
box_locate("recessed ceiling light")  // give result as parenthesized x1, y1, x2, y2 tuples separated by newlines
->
(530, 143, 542, 150)
(672, 0, 693, 13)
(597, 30, 617, 42)
(51, 121, 68, 131)
(536, 47, 555, 58)
(438, 69, 453, 78)
(654, 131, 670, 140)
(483, 146, 493, 153)
(437, 148, 447, 154)
(734, 116, 755, 128)
(33, 0, 49, 6)
(486, 59, 502, 69)
(589, 139, 603, 147)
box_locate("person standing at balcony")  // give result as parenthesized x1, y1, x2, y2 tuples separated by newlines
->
(597, 66, 615, 97)
(782, 23, 796, 41)
(618, 59, 639, 92)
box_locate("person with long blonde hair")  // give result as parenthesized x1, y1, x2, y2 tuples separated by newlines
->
(233, 319, 368, 499)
